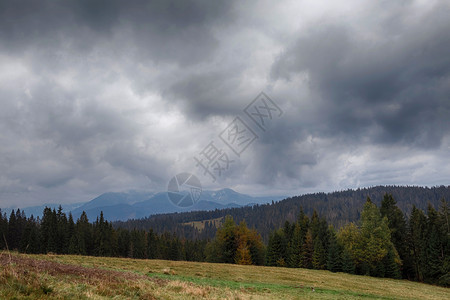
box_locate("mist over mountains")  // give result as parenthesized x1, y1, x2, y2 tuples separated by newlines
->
(8, 188, 285, 221)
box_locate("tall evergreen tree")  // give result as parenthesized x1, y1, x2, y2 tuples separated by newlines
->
(302, 229, 314, 269)
(130, 229, 147, 259)
(341, 248, 355, 274)
(117, 229, 131, 258)
(75, 211, 92, 255)
(0, 210, 7, 249)
(266, 229, 287, 266)
(147, 228, 159, 259)
(438, 199, 450, 286)
(19, 216, 40, 253)
(7, 210, 18, 249)
(67, 213, 77, 254)
(327, 228, 342, 272)
(409, 206, 427, 281)
(213, 215, 237, 264)
(287, 223, 304, 267)
(424, 227, 442, 281)
(383, 246, 401, 279)
(359, 199, 399, 276)
(380, 193, 411, 278)
(312, 237, 326, 269)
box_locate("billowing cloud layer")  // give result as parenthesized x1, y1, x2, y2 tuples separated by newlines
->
(0, 0, 449, 207)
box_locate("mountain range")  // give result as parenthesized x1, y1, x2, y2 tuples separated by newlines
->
(113, 185, 450, 242)
(7, 189, 285, 221)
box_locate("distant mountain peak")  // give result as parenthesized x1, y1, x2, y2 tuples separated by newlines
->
(17, 188, 285, 222)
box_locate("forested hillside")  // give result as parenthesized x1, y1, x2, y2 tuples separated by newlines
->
(114, 185, 450, 242)
(1, 192, 448, 286)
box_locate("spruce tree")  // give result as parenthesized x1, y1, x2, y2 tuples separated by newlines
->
(288, 223, 303, 268)
(56, 206, 67, 253)
(266, 229, 287, 266)
(312, 237, 326, 269)
(7, 210, 17, 249)
(341, 248, 355, 274)
(359, 199, 398, 276)
(327, 229, 342, 272)
(147, 229, 158, 259)
(67, 213, 77, 254)
(409, 206, 427, 281)
(438, 199, 450, 286)
(0, 210, 7, 249)
(75, 211, 91, 255)
(217, 215, 237, 263)
(424, 226, 443, 282)
(302, 229, 314, 269)
(380, 193, 410, 278)
(383, 246, 401, 279)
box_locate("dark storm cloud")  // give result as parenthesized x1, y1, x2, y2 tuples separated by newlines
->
(1, 0, 450, 207)
(166, 70, 246, 120)
(0, 0, 232, 65)
(271, 2, 450, 149)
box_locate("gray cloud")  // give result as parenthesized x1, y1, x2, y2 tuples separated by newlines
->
(0, 0, 449, 208)
(271, 2, 450, 148)
(0, 0, 231, 64)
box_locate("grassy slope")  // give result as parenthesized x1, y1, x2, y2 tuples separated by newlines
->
(182, 217, 224, 231)
(0, 251, 448, 299)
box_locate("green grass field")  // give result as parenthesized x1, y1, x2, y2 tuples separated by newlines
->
(1, 251, 448, 299)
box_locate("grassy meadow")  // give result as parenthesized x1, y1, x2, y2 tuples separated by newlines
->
(0, 251, 448, 299)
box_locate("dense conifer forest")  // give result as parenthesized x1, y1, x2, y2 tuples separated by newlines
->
(114, 185, 450, 242)
(1, 187, 449, 286)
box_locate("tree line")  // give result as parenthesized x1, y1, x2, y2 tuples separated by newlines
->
(264, 195, 449, 286)
(0, 206, 206, 261)
(0, 194, 448, 286)
(113, 185, 450, 242)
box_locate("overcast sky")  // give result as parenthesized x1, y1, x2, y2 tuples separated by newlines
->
(1, 0, 449, 208)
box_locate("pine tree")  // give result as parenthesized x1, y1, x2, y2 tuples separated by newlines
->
(19, 216, 40, 253)
(288, 223, 303, 267)
(359, 199, 398, 276)
(147, 229, 158, 259)
(216, 215, 237, 263)
(7, 210, 17, 249)
(302, 229, 314, 269)
(40, 207, 58, 253)
(56, 206, 68, 253)
(93, 211, 114, 257)
(380, 193, 410, 278)
(266, 229, 287, 266)
(341, 248, 355, 274)
(337, 222, 360, 269)
(0, 210, 7, 249)
(67, 213, 77, 254)
(168, 235, 180, 261)
(409, 206, 427, 281)
(382, 246, 401, 279)
(117, 229, 131, 258)
(48, 209, 58, 253)
(425, 226, 443, 282)
(327, 228, 342, 272)
(438, 199, 450, 286)
(312, 237, 326, 269)
(75, 211, 91, 255)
